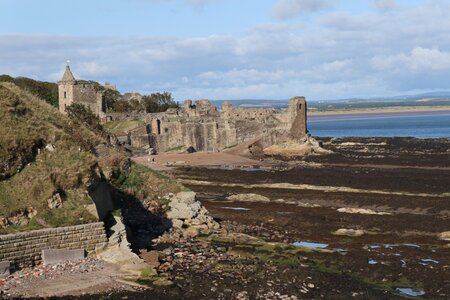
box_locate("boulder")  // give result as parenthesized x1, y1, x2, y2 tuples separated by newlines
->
(7, 207, 37, 226)
(176, 191, 196, 204)
(263, 136, 331, 158)
(165, 191, 219, 231)
(438, 231, 450, 241)
(45, 144, 55, 152)
(333, 228, 365, 237)
(167, 200, 201, 220)
(47, 192, 63, 209)
(183, 226, 200, 238)
(0, 216, 8, 227)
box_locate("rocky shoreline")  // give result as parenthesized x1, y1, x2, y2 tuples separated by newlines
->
(1, 137, 449, 299)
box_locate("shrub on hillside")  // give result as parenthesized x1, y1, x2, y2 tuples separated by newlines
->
(0, 75, 58, 107)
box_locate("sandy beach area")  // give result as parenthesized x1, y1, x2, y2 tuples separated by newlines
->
(309, 106, 450, 117)
(132, 151, 267, 171)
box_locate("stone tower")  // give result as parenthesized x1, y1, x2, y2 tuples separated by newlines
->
(288, 96, 308, 139)
(58, 64, 106, 117)
(58, 64, 76, 113)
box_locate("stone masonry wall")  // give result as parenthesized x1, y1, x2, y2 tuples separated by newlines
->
(0, 222, 107, 267)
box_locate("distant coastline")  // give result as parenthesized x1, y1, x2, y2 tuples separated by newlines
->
(309, 106, 450, 118)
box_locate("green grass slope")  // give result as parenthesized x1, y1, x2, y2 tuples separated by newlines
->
(0, 82, 185, 234)
(103, 119, 146, 136)
(0, 82, 102, 232)
(0, 75, 58, 107)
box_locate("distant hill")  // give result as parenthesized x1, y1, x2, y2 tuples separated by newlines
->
(209, 99, 289, 108)
(208, 92, 450, 111)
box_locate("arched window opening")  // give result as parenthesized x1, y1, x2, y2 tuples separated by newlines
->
(157, 119, 161, 135)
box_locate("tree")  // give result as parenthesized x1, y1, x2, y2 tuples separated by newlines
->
(103, 89, 121, 112)
(142, 92, 178, 113)
(66, 103, 103, 134)
(129, 99, 143, 112)
(112, 100, 132, 112)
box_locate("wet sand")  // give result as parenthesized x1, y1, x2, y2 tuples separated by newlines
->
(309, 107, 450, 118)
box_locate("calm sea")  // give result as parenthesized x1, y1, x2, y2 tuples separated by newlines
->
(308, 111, 450, 138)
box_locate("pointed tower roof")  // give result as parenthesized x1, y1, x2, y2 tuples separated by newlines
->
(61, 64, 75, 82)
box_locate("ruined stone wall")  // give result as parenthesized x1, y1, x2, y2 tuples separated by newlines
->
(222, 105, 278, 123)
(0, 223, 107, 267)
(148, 118, 239, 152)
(129, 126, 151, 148)
(72, 83, 102, 114)
(114, 96, 308, 153)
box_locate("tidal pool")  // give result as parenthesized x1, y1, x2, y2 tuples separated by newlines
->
(419, 258, 439, 266)
(396, 288, 425, 297)
(221, 207, 251, 211)
(291, 241, 329, 249)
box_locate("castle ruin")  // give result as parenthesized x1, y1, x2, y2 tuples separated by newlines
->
(107, 97, 308, 154)
(58, 65, 308, 154)
(58, 64, 106, 117)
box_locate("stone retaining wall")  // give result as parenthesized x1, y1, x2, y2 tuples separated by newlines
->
(0, 222, 107, 267)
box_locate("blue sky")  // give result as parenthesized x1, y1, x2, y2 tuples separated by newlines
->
(1, 0, 449, 101)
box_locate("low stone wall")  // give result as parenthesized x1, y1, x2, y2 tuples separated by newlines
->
(0, 222, 107, 267)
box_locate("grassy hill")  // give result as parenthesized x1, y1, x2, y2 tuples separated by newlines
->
(0, 82, 183, 234)
(0, 75, 58, 107)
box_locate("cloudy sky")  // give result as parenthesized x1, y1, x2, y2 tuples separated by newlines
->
(1, 0, 450, 101)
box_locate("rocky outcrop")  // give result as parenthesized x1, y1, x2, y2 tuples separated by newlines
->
(226, 193, 270, 203)
(47, 193, 63, 209)
(438, 231, 450, 241)
(165, 191, 219, 237)
(0, 207, 37, 227)
(337, 207, 392, 215)
(97, 216, 145, 272)
(333, 228, 365, 237)
(263, 136, 331, 158)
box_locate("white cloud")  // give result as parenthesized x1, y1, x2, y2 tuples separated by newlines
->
(372, 47, 450, 72)
(2, 2, 450, 100)
(273, 0, 330, 20)
(320, 12, 376, 31)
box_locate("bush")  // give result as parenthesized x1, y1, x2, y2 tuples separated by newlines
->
(66, 103, 103, 134)
(142, 92, 178, 113)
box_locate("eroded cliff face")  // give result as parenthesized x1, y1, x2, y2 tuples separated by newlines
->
(106, 97, 308, 153)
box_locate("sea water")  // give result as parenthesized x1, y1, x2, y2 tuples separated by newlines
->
(309, 111, 450, 138)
